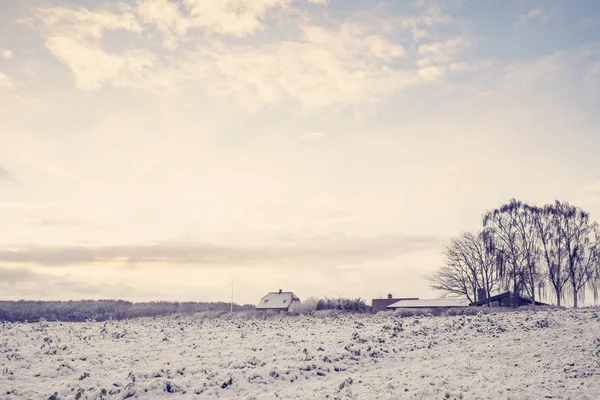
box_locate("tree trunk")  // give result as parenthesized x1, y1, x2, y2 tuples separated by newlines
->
(513, 275, 519, 308)
(573, 283, 578, 308)
(529, 268, 536, 305)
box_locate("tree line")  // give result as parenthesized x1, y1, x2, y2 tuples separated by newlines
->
(0, 300, 255, 322)
(430, 199, 600, 307)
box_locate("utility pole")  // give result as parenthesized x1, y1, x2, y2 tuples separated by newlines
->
(229, 280, 235, 313)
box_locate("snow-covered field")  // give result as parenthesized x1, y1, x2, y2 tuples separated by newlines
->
(1, 308, 600, 399)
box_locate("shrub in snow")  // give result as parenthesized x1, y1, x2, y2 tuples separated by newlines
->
(394, 308, 424, 317)
(233, 310, 268, 320)
(165, 381, 185, 393)
(289, 297, 318, 315)
(444, 307, 489, 317)
(314, 309, 342, 318)
(316, 299, 327, 310)
(221, 377, 233, 389)
(337, 377, 353, 391)
(314, 297, 369, 312)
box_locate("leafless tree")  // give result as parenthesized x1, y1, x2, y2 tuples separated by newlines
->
(429, 231, 500, 304)
(463, 230, 501, 305)
(483, 199, 542, 306)
(531, 203, 568, 305)
(553, 202, 600, 308)
(431, 198, 600, 308)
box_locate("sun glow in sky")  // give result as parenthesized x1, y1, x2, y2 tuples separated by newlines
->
(1, 0, 600, 304)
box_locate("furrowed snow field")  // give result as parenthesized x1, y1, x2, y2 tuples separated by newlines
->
(1, 308, 600, 400)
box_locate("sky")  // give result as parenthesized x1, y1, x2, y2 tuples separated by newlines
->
(1, 0, 600, 305)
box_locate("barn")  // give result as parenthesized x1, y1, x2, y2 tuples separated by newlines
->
(470, 291, 549, 307)
(372, 294, 419, 312)
(387, 298, 470, 310)
(256, 289, 300, 312)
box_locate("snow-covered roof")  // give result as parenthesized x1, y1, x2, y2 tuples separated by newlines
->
(387, 298, 469, 308)
(256, 292, 300, 310)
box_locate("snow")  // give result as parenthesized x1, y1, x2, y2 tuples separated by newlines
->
(1, 308, 600, 399)
(387, 299, 470, 308)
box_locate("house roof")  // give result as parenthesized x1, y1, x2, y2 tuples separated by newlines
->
(470, 291, 548, 306)
(256, 292, 300, 309)
(387, 298, 470, 308)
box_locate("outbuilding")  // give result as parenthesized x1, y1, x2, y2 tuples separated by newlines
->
(387, 298, 470, 309)
(470, 291, 548, 307)
(372, 294, 419, 312)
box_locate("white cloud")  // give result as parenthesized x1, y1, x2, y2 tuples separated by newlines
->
(504, 52, 565, 87)
(45, 36, 167, 91)
(418, 66, 445, 81)
(411, 28, 427, 42)
(449, 62, 479, 73)
(516, 8, 557, 26)
(36, 5, 143, 40)
(37, 0, 289, 52)
(399, 6, 450, 29)
(36, 4, 180, 91)
(136, 0, 291, 49)
(417, 37, 470, 67)
(184, 0, 288, 37)
(136, 0, 289, 46)
(137, 0, 189, 49)
(0, 72, 15, 88)
(307, 0, 330, 4)
(181, 24, 416, 110)
(0, 49, 13, 59)
(33, 1, 456, 109)
(364, 35, 406, 60)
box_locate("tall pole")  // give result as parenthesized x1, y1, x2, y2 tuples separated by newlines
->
(229, 280, 235, 313)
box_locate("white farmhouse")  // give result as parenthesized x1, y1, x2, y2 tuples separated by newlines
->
(256, 289, 300, 311)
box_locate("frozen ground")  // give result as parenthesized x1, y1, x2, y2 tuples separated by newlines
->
(1, 308, 600, 399)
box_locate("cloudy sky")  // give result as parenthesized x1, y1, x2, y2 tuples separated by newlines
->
(1, 0, 600, 305)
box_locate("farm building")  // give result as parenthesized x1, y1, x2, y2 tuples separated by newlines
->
(372, 294, 419, 312)
(256, 289, 300, 311)
(470, 291, 548, 307)
(387, 298, 470, 309)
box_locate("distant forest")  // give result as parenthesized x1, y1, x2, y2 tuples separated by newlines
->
(0, 300, 255, 322)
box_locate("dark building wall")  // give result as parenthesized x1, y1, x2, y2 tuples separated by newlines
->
(471, 291, 547, 307)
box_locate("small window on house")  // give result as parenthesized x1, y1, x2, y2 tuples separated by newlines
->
(264, 299, 269, 303)
(283, 300, 287, 304)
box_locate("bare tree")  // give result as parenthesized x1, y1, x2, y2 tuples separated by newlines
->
(591, 236, 600, 303)
(431, 198, 600, 308)
(462, 230, 500, 306)
(554, 202, 600, 307)
(429, 231, 499, 304)
(483, 199, 532, 307)
(531, 203, 568, 305)
(519, 204, 543, 303)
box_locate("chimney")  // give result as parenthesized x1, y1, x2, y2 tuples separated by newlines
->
(477, 288, 487, 302)
(278, 289, 282, 294)
(387, 293, 393, 299)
